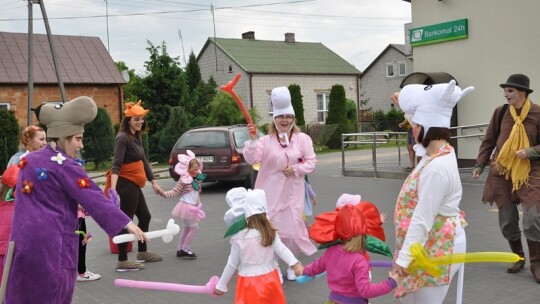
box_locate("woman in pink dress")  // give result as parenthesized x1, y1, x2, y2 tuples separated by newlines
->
(244, 86, 317, 280)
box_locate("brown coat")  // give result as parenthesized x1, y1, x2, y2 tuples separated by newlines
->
(476, 103, 540, 210)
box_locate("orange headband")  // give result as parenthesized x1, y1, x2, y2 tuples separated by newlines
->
(124, 100, 149, 117)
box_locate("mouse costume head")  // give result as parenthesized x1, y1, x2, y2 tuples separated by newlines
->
(398, 80, 474, 135)
(34, 96, 98, 138)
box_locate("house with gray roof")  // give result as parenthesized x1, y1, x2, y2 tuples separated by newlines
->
(360, 44, 413, 114)
(197, 31, 362, 126)
(0, 31, 126, 126)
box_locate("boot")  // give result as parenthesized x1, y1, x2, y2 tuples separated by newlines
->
(507, 239, 526, 273)
(527, 239, 540, 283)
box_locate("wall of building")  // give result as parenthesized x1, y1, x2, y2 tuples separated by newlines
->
(361, 48, 413, 112)
(0, 84, 123, 127)
(251, 74, 359, 126)
(198, 40, 360, 127)
(409, 0, 540, 161)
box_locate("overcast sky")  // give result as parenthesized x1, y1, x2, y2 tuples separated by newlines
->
(1, 0, 411, 75)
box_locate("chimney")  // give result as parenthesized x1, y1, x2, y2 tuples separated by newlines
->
(285, 32, 295, 43)
(242, 31, 255, 40)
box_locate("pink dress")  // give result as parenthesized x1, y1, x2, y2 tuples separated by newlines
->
(243, 132, 317, 255)
(163, 180, 202, 222)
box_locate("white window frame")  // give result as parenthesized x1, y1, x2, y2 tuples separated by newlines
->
(267, 91, 273, 116)
(386, 63, 394, 77)
(398, 61, 406, 76)
(316, 92, 330, 123)
(0, 102, 10, 110)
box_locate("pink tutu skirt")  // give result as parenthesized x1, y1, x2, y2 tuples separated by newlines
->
(171, 201, 203, 222)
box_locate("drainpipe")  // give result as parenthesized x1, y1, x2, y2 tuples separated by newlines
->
(249, 73, 254, 109)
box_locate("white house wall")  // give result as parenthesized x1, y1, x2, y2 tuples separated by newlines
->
(409, 0, 540, 160)
(361, 48, 413, 112)
(250, 74, 359, 126)
(198, 41, 360, 127)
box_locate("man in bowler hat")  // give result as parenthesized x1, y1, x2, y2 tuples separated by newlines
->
(472, 74, 540, 283)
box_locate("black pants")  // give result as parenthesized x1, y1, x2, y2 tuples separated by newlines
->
(116, 177, 152, 261)
(77, 218, 86, 275)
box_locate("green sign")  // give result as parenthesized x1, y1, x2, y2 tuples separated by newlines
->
(409, 19, 468, 47)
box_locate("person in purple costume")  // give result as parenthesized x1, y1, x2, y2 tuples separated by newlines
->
(4, 96, 147, 304)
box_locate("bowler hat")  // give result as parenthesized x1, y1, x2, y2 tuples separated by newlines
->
(500, 74, 533, 93)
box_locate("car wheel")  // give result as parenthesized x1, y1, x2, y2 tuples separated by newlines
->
(244, 169, 257, 189)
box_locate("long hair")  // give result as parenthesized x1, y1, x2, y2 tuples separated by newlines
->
(119, 116, 148, 140)
(246, 213, 277, 247)
(342, 234, 366, 253)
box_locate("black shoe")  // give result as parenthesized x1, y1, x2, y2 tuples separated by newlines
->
(176, 249, 197, 259)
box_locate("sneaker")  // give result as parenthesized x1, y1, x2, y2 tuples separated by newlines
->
(77, 270, 101, 282)
(136, 251, 163, 263)
(176, 249, 197, 259)
(116, 260, 145, 272)
(286, 267, 297, 281)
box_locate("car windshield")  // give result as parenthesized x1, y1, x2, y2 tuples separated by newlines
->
(176, 131, 228, 148)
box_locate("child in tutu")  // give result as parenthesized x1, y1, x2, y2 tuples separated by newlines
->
(214, 188, 303, 303)
(160, 150, 205, 259)
(304, 202, 399, 304)
(0, 165, 19, 284)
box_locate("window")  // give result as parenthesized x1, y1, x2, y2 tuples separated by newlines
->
(0, 102, 10, 110)
(317, 93, 330, 123)
(267, 92, 273, 116)
(228, 65, 233, 73)
(398, 61, 406, 76)
(386, 63, 394, 77)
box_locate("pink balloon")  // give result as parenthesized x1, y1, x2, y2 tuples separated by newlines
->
(114, 276, 219, 298)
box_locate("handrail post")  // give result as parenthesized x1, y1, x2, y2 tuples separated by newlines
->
(372, 132, 378, 178)
(341, 134, 345, 176)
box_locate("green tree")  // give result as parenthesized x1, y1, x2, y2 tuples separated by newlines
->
(288, 84, 305, 127)
(0, 110, 21, 169)
(82, 108, 115, 169)
(186, 51, 201, 95)
(206, 92, 246, 126)
(345, 98, 358, 133)
(133, 41, 189, 161)
(158, 106, 191, 156)
(325, 84, 347, 149)
(115, 61, 142, 102)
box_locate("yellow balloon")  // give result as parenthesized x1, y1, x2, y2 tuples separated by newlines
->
(408, 242, 522, 277)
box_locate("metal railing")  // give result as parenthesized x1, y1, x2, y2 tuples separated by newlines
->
(341, 123, 488, 177)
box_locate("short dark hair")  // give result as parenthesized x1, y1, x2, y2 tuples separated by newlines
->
(420, 127, 452, 147)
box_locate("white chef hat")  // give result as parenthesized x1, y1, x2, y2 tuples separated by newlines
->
(224, 187, 248, 227)
(271, 87, 295, 118)
(243, 189, 268, 218)
(398, 80, 474, 135)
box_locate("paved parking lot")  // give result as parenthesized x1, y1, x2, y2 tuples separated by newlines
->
(74, 151, 540, 303)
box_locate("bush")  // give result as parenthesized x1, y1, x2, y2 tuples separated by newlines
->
(289, 84, 305, 127)
(82, 108, 115, 170)
(325, 85, 347, 149)
(373, 108, 404, 131)
(0, 110, 20, 170)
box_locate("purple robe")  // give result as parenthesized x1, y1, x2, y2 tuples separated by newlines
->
(5, 145, 131, 304)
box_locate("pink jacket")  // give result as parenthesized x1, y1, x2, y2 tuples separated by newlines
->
(0, 200, 15, 256)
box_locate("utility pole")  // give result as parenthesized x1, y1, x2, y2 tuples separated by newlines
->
(177, 29, 186, 66)
(27, 0, 67, 127)
(105, 0, 110, 51)
(28, 0, 34, 125)
(211, 4, 218, 72)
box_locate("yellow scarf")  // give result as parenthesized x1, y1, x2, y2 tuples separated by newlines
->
(494, 98, 531, 191)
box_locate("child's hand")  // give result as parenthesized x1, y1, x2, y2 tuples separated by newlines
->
(248, 124, 257, 140)
(292, 262, 304, 277)
(214, 288, 224, 296)
(380, 213, 387, 223)
(388, 270, 401, 285)
(311, 196, 318, 206)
